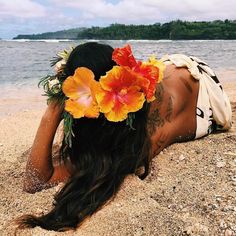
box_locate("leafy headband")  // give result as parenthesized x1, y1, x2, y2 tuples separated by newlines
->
(39, 44, 165, 147)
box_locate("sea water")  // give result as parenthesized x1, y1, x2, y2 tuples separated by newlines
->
(0, 39, 236, 100)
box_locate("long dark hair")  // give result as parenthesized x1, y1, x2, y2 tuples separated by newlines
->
(17, 42, 152, 231)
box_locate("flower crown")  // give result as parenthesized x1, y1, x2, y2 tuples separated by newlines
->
(39, 44, 165, 147)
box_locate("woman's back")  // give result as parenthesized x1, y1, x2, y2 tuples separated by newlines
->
(148, 64, 199, 156)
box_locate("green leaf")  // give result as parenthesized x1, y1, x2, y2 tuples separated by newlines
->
(63, 112, 74, 147)
(126, 113, 136, 130)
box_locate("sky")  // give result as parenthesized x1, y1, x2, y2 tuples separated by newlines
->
(0, 0, 235, 39)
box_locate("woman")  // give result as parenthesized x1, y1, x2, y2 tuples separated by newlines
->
(17, 42, 232, 231)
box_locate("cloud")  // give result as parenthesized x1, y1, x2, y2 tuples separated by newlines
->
(52, 0, 236, 23)
(0, 0, 235, 39)
(0, 0, 79, 38)
(0, 0, 47, 18)
(51, 0, 164, 23)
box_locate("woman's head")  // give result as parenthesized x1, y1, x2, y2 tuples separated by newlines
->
(62, 42, 151, 176)
(17, 42, 152, 232)
(65, 42, 115, 80)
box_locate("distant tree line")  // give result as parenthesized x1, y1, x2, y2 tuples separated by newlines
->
(14, 20, 236, 40)
(14, 28, 86, 40)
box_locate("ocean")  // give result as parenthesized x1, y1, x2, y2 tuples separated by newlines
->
(1, 39, 236, 100)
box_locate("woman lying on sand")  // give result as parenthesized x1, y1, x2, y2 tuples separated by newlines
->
(17, 42, 232, 231)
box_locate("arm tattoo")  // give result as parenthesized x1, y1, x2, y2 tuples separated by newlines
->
(165, 96, 173, 122)
(147, 83, 165, 137)
(155, 83, 164, 106)
(147, 109, 165, 136)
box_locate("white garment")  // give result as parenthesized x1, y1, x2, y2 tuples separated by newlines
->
(161, 54, 232, 138)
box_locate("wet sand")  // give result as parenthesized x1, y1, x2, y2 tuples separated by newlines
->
(0, 81, 235, 236)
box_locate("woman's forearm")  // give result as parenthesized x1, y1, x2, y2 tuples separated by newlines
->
(24, 102, 63, 192)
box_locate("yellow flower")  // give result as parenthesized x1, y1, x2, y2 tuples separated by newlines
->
(146, 55, 166, 83)
(62, 67, 100, 119)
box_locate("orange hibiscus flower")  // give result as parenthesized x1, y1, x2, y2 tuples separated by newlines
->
(112, 44, 162, 102)
(96, 66, 147, 122)
(62, 67, 100, 119)
(133, 62, 160, 102)
(112, 44, 137, 68)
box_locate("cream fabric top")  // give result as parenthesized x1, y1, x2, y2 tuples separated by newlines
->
(161, 54, 232, 138)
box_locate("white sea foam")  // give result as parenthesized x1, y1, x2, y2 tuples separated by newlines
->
(127, 39, 173, 43)
(5, 39, 74, 43)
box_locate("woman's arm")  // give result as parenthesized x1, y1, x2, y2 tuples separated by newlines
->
(23, 102, 71, 193)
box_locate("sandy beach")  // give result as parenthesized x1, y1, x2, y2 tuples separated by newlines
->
(0, 80, 235, 236)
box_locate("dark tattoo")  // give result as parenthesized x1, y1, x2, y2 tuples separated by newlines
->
(155, 110, 165, 127)
(147, 109, 165, 136)
(155, 83, 164, 105)
(165, 96, 173, 122)
(147, 83, 165, 136)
